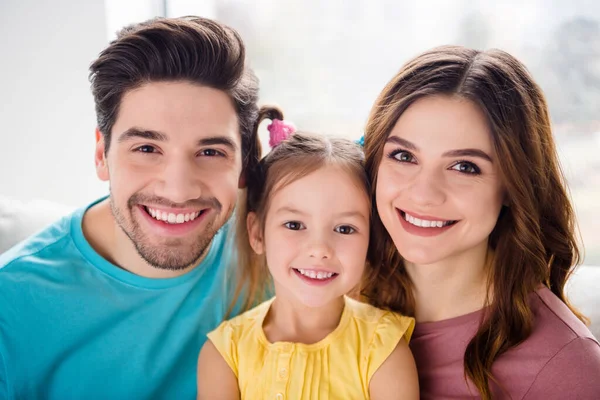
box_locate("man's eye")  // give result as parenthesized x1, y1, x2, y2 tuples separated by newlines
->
(200, 149, 223, 157)
(135, 145, 157, 153)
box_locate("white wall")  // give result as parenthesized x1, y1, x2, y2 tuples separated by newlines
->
(0, 0, 109, 207)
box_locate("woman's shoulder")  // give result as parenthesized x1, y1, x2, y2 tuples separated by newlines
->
(504, 287, 600, 397)
(491, 287, 600, 395)
(530, 287, 598, 344)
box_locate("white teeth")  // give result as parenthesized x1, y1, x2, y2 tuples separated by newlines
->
(297, 269, 335, 280)
(146, 207, 201, 224)
(404, 212, 451, 228)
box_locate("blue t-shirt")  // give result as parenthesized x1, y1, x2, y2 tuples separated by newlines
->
(0, 198, 238, 399)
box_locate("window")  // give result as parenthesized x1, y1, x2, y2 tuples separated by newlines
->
(168, 0, 600, 265)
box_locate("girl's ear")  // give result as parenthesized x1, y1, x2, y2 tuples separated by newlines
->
(247, 212, 264, 255)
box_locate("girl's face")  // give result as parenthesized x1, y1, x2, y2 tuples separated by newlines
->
(376, 95, 505, 267)
(250, 165, 370, 308)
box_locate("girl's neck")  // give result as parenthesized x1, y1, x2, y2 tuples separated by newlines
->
(406, 242, 491, 323)
(263, 294, 345, 345)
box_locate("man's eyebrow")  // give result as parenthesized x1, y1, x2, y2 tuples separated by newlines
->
(117, 128, 167, 143)
(116, 131, 238, 152)
(197, 136, 238, 151)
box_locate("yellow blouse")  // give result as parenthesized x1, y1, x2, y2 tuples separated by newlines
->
(207, 296, 415, 400)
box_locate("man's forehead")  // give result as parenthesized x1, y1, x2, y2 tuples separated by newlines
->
(112, 81, 241, 144)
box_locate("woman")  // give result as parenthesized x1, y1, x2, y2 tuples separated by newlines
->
(362, 45, 600, 399)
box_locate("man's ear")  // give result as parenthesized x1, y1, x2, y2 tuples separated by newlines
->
(238, 170, 247, 189)
(95, 128, 109, 182)
(247, 212, 264, 255)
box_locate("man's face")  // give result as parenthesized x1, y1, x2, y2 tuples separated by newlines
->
(95, 81, 242, 270)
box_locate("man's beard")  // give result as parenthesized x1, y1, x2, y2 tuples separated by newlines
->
(110, 191, 226, 271)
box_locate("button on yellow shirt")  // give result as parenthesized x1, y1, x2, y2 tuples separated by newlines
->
(207, 296, 415, 400)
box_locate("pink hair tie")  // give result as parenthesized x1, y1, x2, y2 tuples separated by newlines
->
(267, 119, 296, 148)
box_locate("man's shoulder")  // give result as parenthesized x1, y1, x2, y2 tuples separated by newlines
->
(0, 213, 75, 275)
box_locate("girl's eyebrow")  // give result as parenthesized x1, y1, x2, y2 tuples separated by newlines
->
(274, 206, 306, 215)
(275, 207, 367, 221)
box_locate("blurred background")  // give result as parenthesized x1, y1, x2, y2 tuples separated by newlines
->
(1, 0, 598, 265)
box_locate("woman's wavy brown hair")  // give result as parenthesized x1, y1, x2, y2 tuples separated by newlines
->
(362, 45, 586, 398)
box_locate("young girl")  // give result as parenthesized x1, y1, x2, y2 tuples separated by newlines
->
(197, 108, 419, 400)
(363, 45, 600, 399)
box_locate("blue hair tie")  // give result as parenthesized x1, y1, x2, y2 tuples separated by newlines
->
(355, 135, 364, 147)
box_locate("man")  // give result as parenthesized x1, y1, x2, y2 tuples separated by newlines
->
(0, 16, 260, 399)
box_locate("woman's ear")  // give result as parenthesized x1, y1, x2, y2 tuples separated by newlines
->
(247, 212, 264, 255)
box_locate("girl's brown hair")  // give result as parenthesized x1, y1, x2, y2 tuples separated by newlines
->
(230, 106, 371, 313)
(362, 45, 586, 398)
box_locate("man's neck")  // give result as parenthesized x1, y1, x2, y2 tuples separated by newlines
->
(82, 199, 204, 279)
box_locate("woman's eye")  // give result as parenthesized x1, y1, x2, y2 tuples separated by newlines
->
(335, 225, 355, 235)
(284, 221, 304, 230)
(391, 150, 415, 163)
(451, 162, 480, 175)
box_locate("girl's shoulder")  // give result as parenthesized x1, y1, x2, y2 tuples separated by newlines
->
(209, 297, 274, 341)
(340, 297, 416, 385)
(343, 296, 416, 343)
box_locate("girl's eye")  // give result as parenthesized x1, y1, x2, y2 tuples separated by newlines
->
(450, 161, 480, 175)
(135, 145, 157, 153)
(335, 225, 355, 235)
(284, 221, 304, 230)
(390, 150, 415, 163)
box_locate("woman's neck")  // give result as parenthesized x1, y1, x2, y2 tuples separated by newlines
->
(406, 242, 491, 323)
(263, 294, 345, 344)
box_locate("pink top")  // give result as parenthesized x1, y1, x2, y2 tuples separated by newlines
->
(410, 287, 600, 399)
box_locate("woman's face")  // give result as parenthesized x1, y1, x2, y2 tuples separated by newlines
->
(376, 95, 505, 266)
